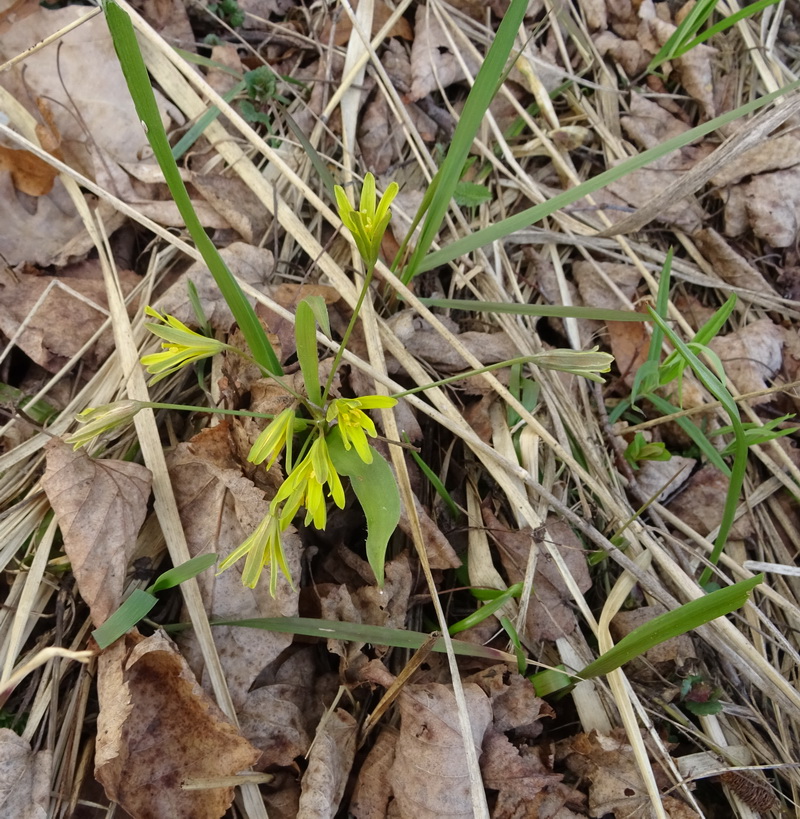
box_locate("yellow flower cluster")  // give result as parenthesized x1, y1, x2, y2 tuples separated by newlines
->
(224, 394, 396, 589)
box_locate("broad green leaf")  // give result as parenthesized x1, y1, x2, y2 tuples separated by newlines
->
(327, 427, 400, 586)
(92, 589, 157, 649)
(453, 181, 493, 208)
(295, 299, 323, 406)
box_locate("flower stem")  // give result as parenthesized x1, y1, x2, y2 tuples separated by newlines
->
(322, 264, 375, 402)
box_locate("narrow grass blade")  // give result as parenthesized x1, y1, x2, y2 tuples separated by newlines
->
(416, 79, 800, 274)
(92, 589, 157, 649)
(103, 0, 282, 375)
(448, 582, 523, 635)
(401, 0, 529, 282)
(648, 309, 748, 585)
(418, 298, 649, 321)
(403, 432, 459, 519)
(295, 299, 323, 406)
(210, 616, 514, 661)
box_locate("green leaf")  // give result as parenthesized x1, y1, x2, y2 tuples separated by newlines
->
(103, 0, 282, 376)
(148, 553, 217, 593)
(295, 299, 323, 406)
(417, 298, 650, 322)
(327, 427, 400, 586)
(92, 589, 157, 649)
(453, 181, 493, 208)
(448, 583, 523, 635)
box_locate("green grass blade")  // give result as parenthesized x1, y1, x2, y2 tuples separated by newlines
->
(418, 298, 649, 321)
(403, 432, 459, 519)
(680, 0, 781, 55)
(148, 553, 217, 593)
(400, 0, 529, 282)
(648, 309, 748, 585)
(209, 616, 515, 661)
(579, 575, 762, 679)
(416, 79, 800, 274)
(103, 0, 282, 376)
(295, 299, 322, 407)
(171, 80, 244, 161)
(448, 582, 523, 635)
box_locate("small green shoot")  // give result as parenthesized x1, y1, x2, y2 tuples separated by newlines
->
(402, 432, 460, 520)
(92, 554, 218, 649)
(680, 675, 723, 716)
(623, 432, 672, 470)
(207, 0, 244, 27)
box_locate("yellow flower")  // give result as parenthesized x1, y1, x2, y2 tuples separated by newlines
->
(334, 173, 399, 267)
(218, 510, 292, 594)
(65, 400, 143, 449)
(140, 306, 230, 384)
(248, 407, 296, 470)
(274, 434, 345, 530)
(325, 395, 396, 463)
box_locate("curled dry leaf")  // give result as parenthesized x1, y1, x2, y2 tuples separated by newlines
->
(298, 709, 358, 819)
(0, 729, 51, 819)
(42, 439, 151, 626)
(388, 682, 493, 818)
(0, 145, 58, 197)
(167, 423, 301, 708)
(95, 630, 260, 819)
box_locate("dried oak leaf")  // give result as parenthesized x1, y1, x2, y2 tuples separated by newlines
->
(0, 145, 58, 196)
(692, 228, 772, 293)
(388, 683, 493, 818)
(42, 439, 151, 626)
(0, 729, 51, 819)
(298, 709, 358, 818)
(95, 630, 260, 819)
(484, 507, 591, 641)
(168, 423, 301, 708)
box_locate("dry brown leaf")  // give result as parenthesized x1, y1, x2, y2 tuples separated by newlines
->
(298, 708, 358, 818)
(0, 174, 86, 267)
(350, 730, 397, 819)
(191, 174, 270, 244)
(153, 243, 274, 332)
(0, 259, 140, 372)
(141, 0, 194, 44)
(707, 318, 784, 401)
(42, 439, 151, 626)
(168, 423, 301, 708)
(692, 229, 772, 292)
(481, 728, 577, 819)
(387, 682, 492, 818)
(722, 166, 800, 247)
(631, 454, 696, 504)
(238, 647, 333, 769)
(0, 145, 58, 196)
(321, 0, 413, 46)
(358, 95, 402, 175)
(665, 464, 755, 540)
(485, 508, 592, 642)
(0, 729, 51, 819)
(0, 6, 175, 181)
(711, 131, 800, 187)
(409, 5, 482, 102)
(95, 630, 260, 819)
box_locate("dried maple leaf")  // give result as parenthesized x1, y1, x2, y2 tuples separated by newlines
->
(95, 631, 260, 819)
(42, 439, 151, 626)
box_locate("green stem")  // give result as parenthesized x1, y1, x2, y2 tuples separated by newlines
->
(322, 265, 375, 402)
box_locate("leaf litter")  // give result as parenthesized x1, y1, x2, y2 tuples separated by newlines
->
(2, 0, 800, 817)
